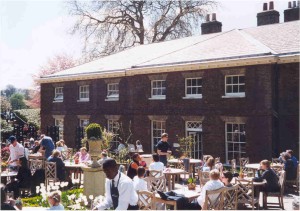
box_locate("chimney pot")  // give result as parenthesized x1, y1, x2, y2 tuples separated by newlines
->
(263, 2, 268, 11)
(212, 13, 216, 21)
(269, 1, 274, 10)
(206, 14, 210, 22)
(288, 1, 292, 8)
(298, 0, 300, 7)
(293, 1, 296, 7)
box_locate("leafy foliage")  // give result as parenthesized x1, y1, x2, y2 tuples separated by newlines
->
(1, 96, 11, 112)
(187, 177, 196, 184)
(177, 136, 195, 158)
(1, 120, 13, 134)
(67, 0, 218, 59)
(14, 109, 40, 129)
(85, 123, 102, 139)
(10, 93, 27, 110)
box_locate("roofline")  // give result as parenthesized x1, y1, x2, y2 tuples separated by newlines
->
(39, 54, 299, 84)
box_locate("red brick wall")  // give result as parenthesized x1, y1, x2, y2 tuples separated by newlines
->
(40, 63, 299, 162)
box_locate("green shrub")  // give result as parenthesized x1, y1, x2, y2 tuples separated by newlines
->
(85, 123, 102, 139)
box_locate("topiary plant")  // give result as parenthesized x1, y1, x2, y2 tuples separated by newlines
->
(85, 123, 102, 139)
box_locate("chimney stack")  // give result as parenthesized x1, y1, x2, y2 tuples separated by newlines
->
(284, 1, 300, 22)
(257, 1, 280, 26)
(201, 13, 222, 35)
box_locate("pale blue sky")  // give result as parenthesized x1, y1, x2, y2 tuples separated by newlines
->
(0, 0, 288, 89)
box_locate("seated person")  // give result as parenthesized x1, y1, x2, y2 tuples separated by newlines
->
(136, 140, 143, 152)
(197, 169, 224, 208)
(127, 153, 142, 179)
(59, 139, 68, 151)
(73, 147, 91, 163)
(47, 150, 66, 181)
(33, 141, 41, 154)
(117, 139, 126, 153)
(286, 149, 298, 167)
(221, 171, 233, 187)
(202, 158, 215, 172)
(6, 157, 32, 198)
(149, 153, 164, 172)
(97, 151, 110, 166)
(281, 152, 297, 180)
(47, 190, 64, 210)
(55, 141, 65, 152)
(257, 160, 280, 192)
(133, 167, 147, 191)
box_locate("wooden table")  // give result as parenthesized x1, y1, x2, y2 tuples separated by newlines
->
(163, 168, 185, 191)
(168, 159, 202, 177)
(153, 188, 201, 210)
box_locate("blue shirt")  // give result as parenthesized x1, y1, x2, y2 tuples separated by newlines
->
(41, 136, 55, 159)
(291, 156, 298, 167)
(48, 204, 64, 210)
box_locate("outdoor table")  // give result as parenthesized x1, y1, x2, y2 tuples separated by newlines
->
(163, 168, 185, 191)
(245, 163, 284, 175)
(1, 170, 18, 184)
(168, 159, 202, 177)
(64, 161, 86, 186)
(28, 153, 44, 160)
(153, 187, 201, 210)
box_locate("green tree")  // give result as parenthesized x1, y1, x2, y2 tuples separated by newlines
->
(10, 93, 27, 110)
(1, 84, 16, 98)
(1, 96, 11, 112)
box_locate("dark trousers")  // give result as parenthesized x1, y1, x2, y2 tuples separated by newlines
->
(160, 155, 167, 166)
(128, 205, 139, 210)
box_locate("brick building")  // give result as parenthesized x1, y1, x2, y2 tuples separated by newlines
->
(40, 3, 300, 163)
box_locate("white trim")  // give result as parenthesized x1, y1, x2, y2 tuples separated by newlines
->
(52, 100, 63, 103)
(185, 77, 202, 98)
(149, 96, 166, 100)
(183, 95, 202, 99)
(79, 85, 90, 101)
(222, 93, 245, 98)
(105, 97, 119, 101)
(77, 99, 90, 102)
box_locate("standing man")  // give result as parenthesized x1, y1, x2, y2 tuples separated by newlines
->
(94, 159, 138, 210)
(39, 135, 55, 159)
(7, 136, 24, 171)
(156, 133, 172, 166)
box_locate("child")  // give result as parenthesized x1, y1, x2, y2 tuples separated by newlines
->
(133, 167, 147, 191)
(48, 191, 64, 210)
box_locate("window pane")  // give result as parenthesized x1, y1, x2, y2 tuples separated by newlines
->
(239, 85, 245, 92)
(233, 76, 238, 84)
(192, 79, 197, 86)
(226, 77, 232, 84)
(161, 88, 166, 95)
(233, 85, 239, 92)
(192, 87, 197, 94)
(198, 87, 202, 94)
(239, 76, 245, 84)
(187, 79, 192, 86)
(226, 86, 232, 93)
(187, 87, 192, 94)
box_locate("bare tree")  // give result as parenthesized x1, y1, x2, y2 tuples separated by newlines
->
(67, 0, 218, 59)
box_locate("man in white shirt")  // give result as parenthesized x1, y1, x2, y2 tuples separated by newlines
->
(197, 169, 224, 208)
(95, 159, 138, 210)
(133, 167, 147, 191)
(149, 153, 164, 172)
(7, 136, 24, 171)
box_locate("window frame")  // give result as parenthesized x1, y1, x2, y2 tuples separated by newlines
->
(150, 80, 166, 100)
(225, 122, 246, 163)
(151, 120, 166, 151)
(184, 77, 203, 99)
(224, 75, 245, 98)
(54, 87, 63, 102)
(79, 119, 89, 128)
(78, 85, 90, 101)
(106, 83, 119, 101)
(54, 118, 64, 140)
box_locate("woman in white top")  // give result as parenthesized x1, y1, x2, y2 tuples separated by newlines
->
(149, 153, 164, 171)
(202, 157, 215, 172)
(133, 167, 147, 191)
(136, 140, 143, 152)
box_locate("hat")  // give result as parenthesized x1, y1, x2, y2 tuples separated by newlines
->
(8, 136, 16, 143)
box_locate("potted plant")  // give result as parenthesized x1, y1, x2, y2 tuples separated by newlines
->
(85, 123, 103, 168)
(187, 177, 197, 190)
